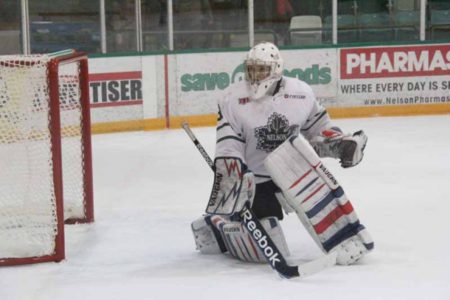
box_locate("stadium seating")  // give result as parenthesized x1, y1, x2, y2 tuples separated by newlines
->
(355, 0, 388, 13)
(429, 0, 450, 10)
(394, 10, 420, 40)
(324, 14, 358, 43)
(228, 30, 278, 48)
(30, 21, 100, 53)
(357, 12, 394, 42)
(393, 0, 417, 11)
(338, 0, 357, 15)
(288, 15, 323, 45)
(429, 9, 450, 40)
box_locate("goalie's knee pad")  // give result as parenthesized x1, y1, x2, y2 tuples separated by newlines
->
(209, 215, 290, 263)
(265, 135, 374, 265)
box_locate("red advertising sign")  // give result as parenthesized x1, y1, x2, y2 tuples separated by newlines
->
(341, 45, 450, 79)
(89, 71, 143, 108)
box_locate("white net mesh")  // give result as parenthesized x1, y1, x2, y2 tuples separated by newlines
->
(59, 63, 86, 221)
(0, 54, 87, 260)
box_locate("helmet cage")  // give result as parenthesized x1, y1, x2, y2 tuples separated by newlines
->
(244, 59, 275, 85)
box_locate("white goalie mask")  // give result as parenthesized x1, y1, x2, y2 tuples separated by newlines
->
(244, 42, 284, 100)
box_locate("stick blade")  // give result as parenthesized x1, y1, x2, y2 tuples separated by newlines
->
(287, 252, 337, 278)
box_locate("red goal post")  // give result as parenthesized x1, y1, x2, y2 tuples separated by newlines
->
(0, 50, 94, 266)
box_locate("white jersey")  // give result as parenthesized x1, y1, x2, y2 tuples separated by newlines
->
(215, 76, 333, 183)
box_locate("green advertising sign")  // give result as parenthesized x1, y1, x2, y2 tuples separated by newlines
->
(181, 64, 331, 92)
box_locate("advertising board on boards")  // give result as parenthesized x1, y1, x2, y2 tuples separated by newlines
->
(338, 45, 450, 107)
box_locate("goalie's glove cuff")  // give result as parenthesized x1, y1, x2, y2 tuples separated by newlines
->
(311, 128, 368, 168)
(310, 127, 344, 159)
(340, 130, 367, 168)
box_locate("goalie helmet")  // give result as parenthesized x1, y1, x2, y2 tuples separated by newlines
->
(244, 42, 284, 100)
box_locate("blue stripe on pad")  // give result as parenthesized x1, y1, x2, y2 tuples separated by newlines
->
(268, 217, 277, 229)
(322, 221, 363, 252)
(295, 177, 319, 197)
(306, 187, 344, 218)
(364, 242, 374, 250)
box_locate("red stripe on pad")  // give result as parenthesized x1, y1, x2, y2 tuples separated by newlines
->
(234, 236, 248, 261)
(301, 183, 326, 204)
(211, 216, 224, 227)
(314, 201, 355, 234)
(289, 169, 312, 189)
(247, 235, 261, 261)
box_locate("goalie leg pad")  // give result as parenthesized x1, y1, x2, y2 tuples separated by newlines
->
(191, 215, 227, 254)
(275, 191, 295, 214)
(264, 135, 374, 265)
(210, 215, 290, 263)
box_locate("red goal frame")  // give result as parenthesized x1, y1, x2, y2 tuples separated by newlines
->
(0, 51, 94, 266)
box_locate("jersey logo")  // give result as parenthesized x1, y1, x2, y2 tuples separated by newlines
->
(284, 94, 305, 100)
(254, 112, 299, 152)
(239, 97, 250, 105)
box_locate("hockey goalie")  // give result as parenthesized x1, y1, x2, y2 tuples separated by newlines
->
(191, 42, 374, 273)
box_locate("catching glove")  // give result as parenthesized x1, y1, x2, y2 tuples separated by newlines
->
(310, 128, 368, 168)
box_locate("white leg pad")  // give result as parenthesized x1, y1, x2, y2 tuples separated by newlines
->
(275, 191, 295, 214)
(264, 135, 374, 265)
(210, 215, 290, 263)
(191, 216, 224, 254)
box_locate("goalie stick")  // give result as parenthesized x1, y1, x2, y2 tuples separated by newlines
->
(182, 122, 215, 170)
(182, 122, 337, 279)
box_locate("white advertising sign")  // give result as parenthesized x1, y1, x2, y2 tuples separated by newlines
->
(282, 48, 338, 106)
(88, 56, 145, 123)
(338, 45, 450, 107)
(172, 48, 338, 116)
(170, 51, 246, 116)
(84, 43, 450, 131)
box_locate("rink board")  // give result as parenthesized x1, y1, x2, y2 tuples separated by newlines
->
(85, 43, 450, 133)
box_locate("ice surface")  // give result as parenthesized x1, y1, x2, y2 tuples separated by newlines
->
(1, 115, 450, 300)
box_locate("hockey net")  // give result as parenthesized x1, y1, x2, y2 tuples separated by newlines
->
(0, 51, 94, 266)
